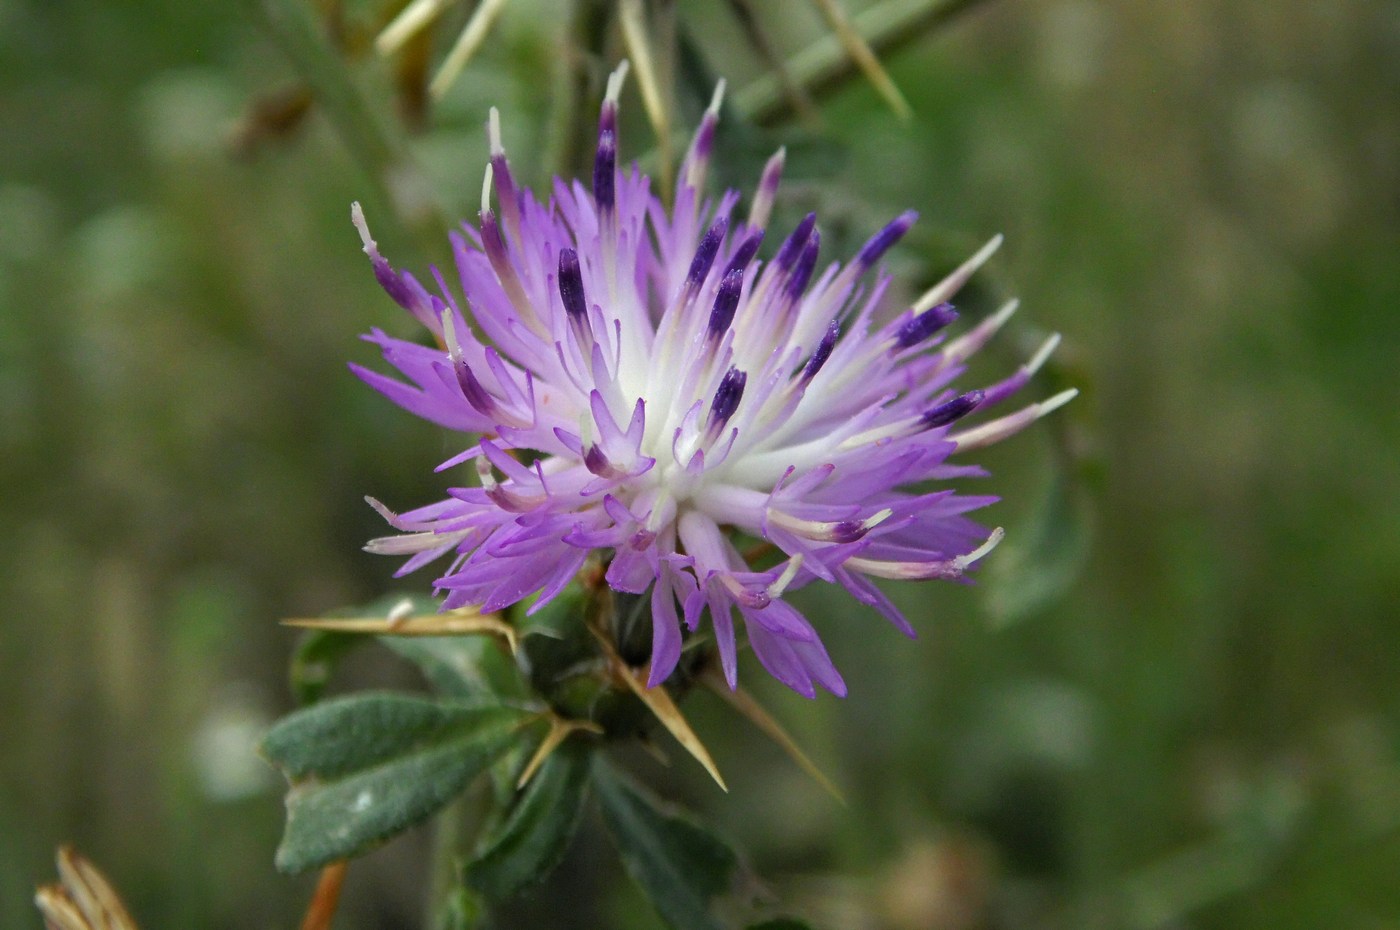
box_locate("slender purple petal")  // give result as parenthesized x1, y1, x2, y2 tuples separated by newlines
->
(922, 390, 983, 428)
(895, 302, 958, 349)
(708, 366, 747, 429)
(352, 84, 1070, 699)
(708, 268, 744, 339)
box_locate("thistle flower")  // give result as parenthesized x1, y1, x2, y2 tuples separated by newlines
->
(352, 64, 1074, 699)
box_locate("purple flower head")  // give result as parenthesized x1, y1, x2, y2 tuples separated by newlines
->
(351, 65, 1075, 699)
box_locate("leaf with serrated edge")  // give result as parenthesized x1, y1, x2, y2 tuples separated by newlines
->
(466, 741, 592, 901)
(261, 693, 542, 872)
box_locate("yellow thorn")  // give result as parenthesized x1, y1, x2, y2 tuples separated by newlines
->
(516, 715, 603, 789)
(808, 0, 912, 119)
(618, 0, 675, 191)
(588, 623, 728, 791)
(282, 611, 518, 655)
(429, 0, 511, 101)
(37, 846, 141, 930)
(375, 0, 454, 57)
(702, 669, 846, 803)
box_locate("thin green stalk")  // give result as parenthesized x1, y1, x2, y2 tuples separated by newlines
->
(242, 0, 450, 259)
(724, 0, 822, 126)
(544, 0, 614, 182)
(734, 0, 998, 125)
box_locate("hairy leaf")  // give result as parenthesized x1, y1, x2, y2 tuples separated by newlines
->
(466, 740, 593, 900)
(289, 628, 366, 706)
(287, 594, 440, 705)
(594, 758, 738, 930)
(262, 693, 542, 873)
(380, 634, 528, 701)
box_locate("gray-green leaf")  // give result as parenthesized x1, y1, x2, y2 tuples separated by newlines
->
(289, 628, 366, 706)
(593, 758, 738, 930)
(379, 634, 528, 701)
(466, 740, 593, 900)
(262, 692, 542, 873)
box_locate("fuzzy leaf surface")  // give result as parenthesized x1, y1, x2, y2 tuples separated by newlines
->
(594, 758, 738, 930)
(289, 628, 366, 705)
(379, 633, 528, 700)
(466, 740, 593, 900)
(262, 692, 541, 873)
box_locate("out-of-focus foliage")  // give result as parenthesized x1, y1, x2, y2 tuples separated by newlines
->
(2, 1, 1397, 928)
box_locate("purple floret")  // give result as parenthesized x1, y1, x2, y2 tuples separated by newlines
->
(351, 66, 1072, 698)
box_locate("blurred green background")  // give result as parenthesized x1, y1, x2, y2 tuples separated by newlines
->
(2, 0, 1398, 927)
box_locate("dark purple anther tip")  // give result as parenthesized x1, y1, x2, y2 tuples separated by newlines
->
(774, 213, 817, 270)
(708, 268, 745, 339)
(709, 366, 747, 427)
(830, 519, 868, 544)
(583, 444, 610, 476)
(479, 209, 504, 252)
(724, 230, 764, 277)
(594, 129, 616, 212)
(693, 114, 716, 160)
(922, 390, 983, 428)
(372, 260, 413, 311)
(801, 319, 840, 382)
(599, 96, 618, 138)
(558, 248, 587, 320)
(687, 218, 728, 288)
(857, 210, 917, 269)
(785, 231, 820, 301)
(454, 357, 496, 415)
(491, 151, 516, 196)
(894, 302, 958, 349)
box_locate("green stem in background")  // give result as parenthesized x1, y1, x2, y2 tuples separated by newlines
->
(618, 0, 677, 203)
(725, 0, 822, 126)
(241, 0, 451, 260)
(808, 0, 913, 119)
(734, 0, 997, 125)
(544, 0, 613, 182)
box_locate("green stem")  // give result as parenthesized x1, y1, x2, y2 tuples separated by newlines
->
(544, 0, 614, 181)
(241, 0, 451, 259)
(725, 0, 822, 126)
(733, 0, 998, 125)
